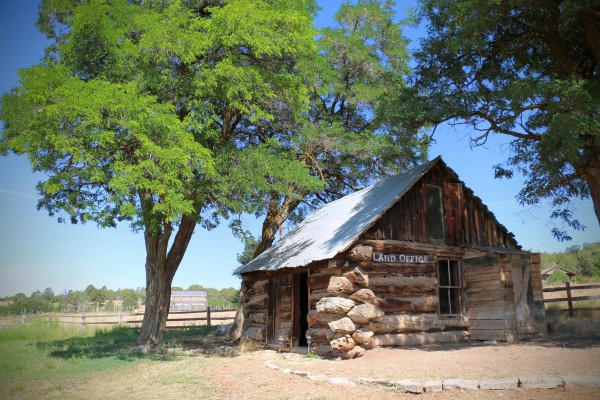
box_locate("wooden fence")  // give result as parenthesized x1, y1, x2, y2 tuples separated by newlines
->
(1, 307, 236, 328)
(543, 282, 600, 317)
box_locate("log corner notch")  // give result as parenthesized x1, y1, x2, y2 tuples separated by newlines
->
(239, 278, 269, 342)
(348, 245, 373, 262)
(311, 293, 382, 359)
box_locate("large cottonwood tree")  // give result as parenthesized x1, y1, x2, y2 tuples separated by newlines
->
(0, 0, 321, 349)
(395, 0, 600, 240)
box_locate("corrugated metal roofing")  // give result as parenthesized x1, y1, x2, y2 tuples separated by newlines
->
(236, 157, 441, 275)
(171, 291, 207, 297)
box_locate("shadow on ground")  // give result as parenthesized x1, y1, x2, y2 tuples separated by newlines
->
(36, 325, 239, 360)
(395, 333, 600, 354)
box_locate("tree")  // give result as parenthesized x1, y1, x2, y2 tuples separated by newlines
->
(230, 0, 429, 339)
(12, 293, 27, 302)
(85, 285, 97, 293)
(546, 269, 570, 285)
(395, 0, 600, 240)
(1, 0, 318, 349)
(236, 236, 259, 267)
(42, 287, 55, 301)
(12, 296, 53, 314)
(68, 290, 88, 312)
(187, 284, 204, 291)
(121, 288, 140, 310)
(87, 288, 106, 303)
(249, 0, 428, 257)
(577, 242, 600, 276)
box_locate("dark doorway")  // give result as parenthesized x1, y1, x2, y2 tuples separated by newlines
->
(295, 272, 309, 346)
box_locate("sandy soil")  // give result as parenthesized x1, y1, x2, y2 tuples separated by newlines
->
(273, 337, 600, 381)
(27, 335, 600, 400)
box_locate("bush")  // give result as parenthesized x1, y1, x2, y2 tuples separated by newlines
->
(546, 269, 570, 285)
(0, 297, 54, 314)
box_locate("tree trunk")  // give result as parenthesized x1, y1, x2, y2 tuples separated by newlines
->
(135, 250, 173, 349)
(588, 169, 600, 226)
(252, 193, 302, 258)
(135, 216, 197, 349)
(231, 193, 301, 340)
(572, 147, 600, 227)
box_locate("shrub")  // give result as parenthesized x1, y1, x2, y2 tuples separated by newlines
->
(546, 269, 570, 285)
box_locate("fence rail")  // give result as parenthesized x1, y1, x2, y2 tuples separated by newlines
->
(2, 307, 236, 328)
(543, 282, 600, 317)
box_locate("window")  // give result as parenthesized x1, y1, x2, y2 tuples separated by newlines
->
(438, 259, 462, 315)
(426, 185, 444, 242)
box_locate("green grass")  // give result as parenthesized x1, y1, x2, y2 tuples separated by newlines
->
(303, 352, 321, 359)
(0, 318, 216, 398)
(545, 300, 600, 336)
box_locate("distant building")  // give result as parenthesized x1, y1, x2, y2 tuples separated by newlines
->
(541, 265, 577, 282)
(170, 291, 207, 311)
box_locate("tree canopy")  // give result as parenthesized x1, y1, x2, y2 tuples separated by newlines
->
(0, 0, 322, 348)
(395, 0, 600, 240)
(248, 0, 429, 257)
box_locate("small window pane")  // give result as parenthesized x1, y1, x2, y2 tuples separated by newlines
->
(448, 288, 460, 314)
(438, 259, 462, 315)
(439, 288, 451, 314)
(449, 260, 460, 286)
(439, 260, 450, 286)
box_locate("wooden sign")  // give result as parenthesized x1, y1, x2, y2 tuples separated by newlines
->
(372, 252, 435, 264)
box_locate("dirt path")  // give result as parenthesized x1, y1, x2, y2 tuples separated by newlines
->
(273, 336, 600, 382)
(19, 335, 600, 400)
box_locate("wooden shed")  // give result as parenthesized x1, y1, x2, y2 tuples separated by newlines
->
(236, 157, 547, 357)
(541, 265, 578, 282)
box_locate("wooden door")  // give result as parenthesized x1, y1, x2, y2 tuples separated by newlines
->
(512, 264, 537, 337)
(266, 275, 294, 344)
(266, 278, 278, 344)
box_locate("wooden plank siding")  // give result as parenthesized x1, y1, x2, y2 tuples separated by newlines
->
(363, 164, 519, 249)
(465, 255, 510, 341)
(499, 254, 518, 341)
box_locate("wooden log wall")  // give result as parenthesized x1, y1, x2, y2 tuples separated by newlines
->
(307, 267, 343, 308)
(305, 240, 471, 356)
(240, 240, 544, 353)
(363, 163, 519, 249)
(241, 276, 268, 342)
(240, 271, 299, 345)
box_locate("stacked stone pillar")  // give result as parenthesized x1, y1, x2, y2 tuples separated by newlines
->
(307, 267, 384, 358)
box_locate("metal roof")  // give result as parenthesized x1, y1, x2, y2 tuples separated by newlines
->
(236, 157, 441, 275)
(171, 291, 207, 297)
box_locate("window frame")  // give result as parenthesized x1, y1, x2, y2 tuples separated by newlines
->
(437, 258, 464, 317)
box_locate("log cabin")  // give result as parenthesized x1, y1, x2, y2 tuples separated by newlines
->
(235, 157, 547, 358)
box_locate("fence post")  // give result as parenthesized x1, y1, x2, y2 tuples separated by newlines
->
(21, 313, 26, 324)
(82, 312, 86, 327)
(565, 282, 574, 317)
(207, 306, 211, 326)
(119, 310, 122, 325)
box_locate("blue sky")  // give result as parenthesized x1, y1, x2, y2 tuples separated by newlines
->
(0, 1, 598, 298)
